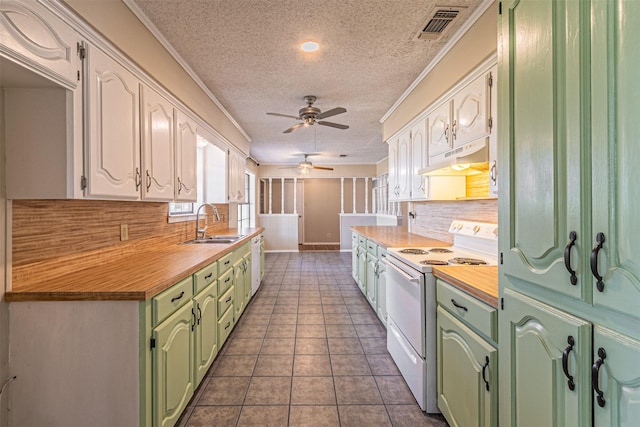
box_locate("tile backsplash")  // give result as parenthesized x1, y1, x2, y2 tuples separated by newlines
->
(409, 199, 498, 244)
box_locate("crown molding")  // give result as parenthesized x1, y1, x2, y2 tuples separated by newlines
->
(122, 0, 251, 143)
(380, 0, 496, 123)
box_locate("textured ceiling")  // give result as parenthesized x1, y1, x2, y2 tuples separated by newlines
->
(131, 0, 482, 166)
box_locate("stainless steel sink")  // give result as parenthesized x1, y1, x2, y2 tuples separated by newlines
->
(209, 235, 245, 240)
(180, 235, 245, 245)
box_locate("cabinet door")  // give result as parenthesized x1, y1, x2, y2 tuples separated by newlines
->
(233, 259, 245, 319)
(152, 302, 194, 427)
(85, 46, 140, 199)
(366, 252, 377, 308)
(141, 85, 174, 201)
(437, 307, 497, 427)
(387, 138, 399, 202)
(410, 121, 427, 200)
(175, 110, 197, 201)
(236, 154, 247, 203)
(352, 240, 359, 281)
(194, 283, 218, 385)
(590, 0, 640, 320)
(357, 247, 367, 295)
(228, 150, 239, 202)
(592, 326, 640, 427)
(499, 0, 587, 300)
(244, 255, 252, 304)
(396, 130, 412, 200)
(452, 72, 490, 148)
(428, 101, 451, 158)
(499, 289, 591, 427)
(376, 254, 387, 326)
(260, 238, 265, 280)
(0, 1, 80, 87)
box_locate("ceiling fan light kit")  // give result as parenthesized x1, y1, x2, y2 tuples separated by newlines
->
(267, 95, 349, 134)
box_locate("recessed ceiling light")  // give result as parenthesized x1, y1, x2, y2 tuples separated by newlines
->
(301, 41, 319, 52)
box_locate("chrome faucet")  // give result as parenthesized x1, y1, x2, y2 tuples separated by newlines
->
(195, 203, 221, 240)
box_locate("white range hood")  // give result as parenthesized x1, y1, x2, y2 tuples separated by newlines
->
(419, 138, 489, 176)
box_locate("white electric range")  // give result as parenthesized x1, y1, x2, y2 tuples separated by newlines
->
(383, 220, 498, 413)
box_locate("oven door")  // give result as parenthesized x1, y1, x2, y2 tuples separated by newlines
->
(383, 256, 425, 357)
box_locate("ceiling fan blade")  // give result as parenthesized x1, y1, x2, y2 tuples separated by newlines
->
(267, 112, 300, 120)
(317, 107, 346, 120)
(317, 121, 349, 130)
(283, 123, 305, 134)
(313, 166, 334, 171)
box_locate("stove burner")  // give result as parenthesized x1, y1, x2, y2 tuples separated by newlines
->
(448, 257, 488, 266)
(429, 248, 453, 253)
(400, 248, 429, 255)
(419, 259, 449, 266)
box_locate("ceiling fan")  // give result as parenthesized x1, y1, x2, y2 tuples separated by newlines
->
(267, 95, 349, 134)
(280, 154, 334, 174)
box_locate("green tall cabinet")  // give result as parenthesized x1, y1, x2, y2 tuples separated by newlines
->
(499, 0, 640, 425)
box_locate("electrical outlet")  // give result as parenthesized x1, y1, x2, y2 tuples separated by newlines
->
(120, 224, 129, 241)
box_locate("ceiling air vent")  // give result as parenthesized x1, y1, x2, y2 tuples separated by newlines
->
(417, 8, 461, 40)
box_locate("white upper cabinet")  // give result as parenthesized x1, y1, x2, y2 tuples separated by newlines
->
(227, 148, 246, 203)
(410, 120, 427, 201)
(387, 137, 399, 202)
(175, 111, 198, 202)
(396, 129, 412, 201)
(428, 101, 452, 158)
(84, 45, 140, 199)
(451, 72, 490, 148)
(140, 85, 175, 201)
(427, 69, 492, 163)
(0, 0, 80, 88)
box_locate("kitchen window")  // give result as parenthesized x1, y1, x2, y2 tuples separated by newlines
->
(238, 172, 255, 229)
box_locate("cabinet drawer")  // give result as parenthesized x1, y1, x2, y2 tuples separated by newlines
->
(366, 241, 378, 256)
(152, 276, 194, 326)
(358, 235, 367, 246)
(218, 268, 234, 295)
(194, 262, 218, 294)
(218, 252, 234, 273)
(218, 305, 235, 347)
(437, 279, 497, 343)
(352, 232, 359, 243)
(218, 286, 234, 317)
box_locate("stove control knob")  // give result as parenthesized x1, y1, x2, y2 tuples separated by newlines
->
(473, 225, 481, 233)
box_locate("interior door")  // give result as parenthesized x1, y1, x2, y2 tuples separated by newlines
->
(296, 180, 304, 245)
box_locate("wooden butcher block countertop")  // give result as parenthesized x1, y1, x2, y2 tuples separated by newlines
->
(6, 228, 264, 302)
(351, 226, 498, 307)
(433, 266, 499, 308)
(350, 226, 450, 249)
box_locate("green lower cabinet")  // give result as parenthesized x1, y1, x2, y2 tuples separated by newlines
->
(366, 252, 377, 307)
(152, 302, 195, 427)
(193, 281, 218, 385)
(233, 258, 245, 319)
(357, 244, 366, 295)
(437, 306, 497, 427)
(499, 289, 592, 427)
(243, 254, 252, 306)
(376, 253, 387, 326)
(593, 326, 640, 426)
(351, 232, 359, 281)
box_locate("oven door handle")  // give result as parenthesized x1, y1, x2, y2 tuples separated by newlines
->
(382, 259, 421, 284)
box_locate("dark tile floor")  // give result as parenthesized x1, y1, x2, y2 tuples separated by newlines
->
(177, 252, 448, 427)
